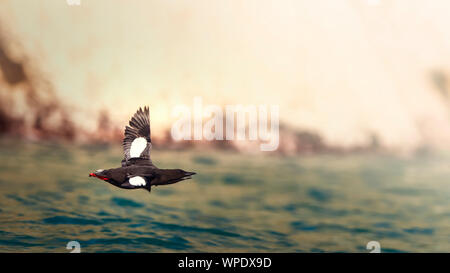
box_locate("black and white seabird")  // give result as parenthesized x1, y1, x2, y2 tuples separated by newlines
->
(89, 107, 196, 192)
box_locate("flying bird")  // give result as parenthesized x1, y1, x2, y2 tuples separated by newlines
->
(89, 107, 196, 192)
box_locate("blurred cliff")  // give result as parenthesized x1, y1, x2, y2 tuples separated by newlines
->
(0, 30, 76, 141)
(1, 0, 450, 155)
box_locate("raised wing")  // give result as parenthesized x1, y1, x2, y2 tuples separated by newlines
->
(122, 107, 152, 165)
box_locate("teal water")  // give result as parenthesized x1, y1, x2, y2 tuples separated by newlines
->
(0, 140, 449, 252)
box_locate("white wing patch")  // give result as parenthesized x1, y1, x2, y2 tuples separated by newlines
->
(129, 176, 146, 186)
(130, 137, 147, 158)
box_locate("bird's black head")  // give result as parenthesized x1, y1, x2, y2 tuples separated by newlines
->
(153, 169, 196, 186)
(89, 169, 110, 181)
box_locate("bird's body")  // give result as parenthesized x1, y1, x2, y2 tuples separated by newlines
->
(89, 107, 195, 192)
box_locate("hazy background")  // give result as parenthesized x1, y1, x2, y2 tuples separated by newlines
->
(1, 0, 450, 153)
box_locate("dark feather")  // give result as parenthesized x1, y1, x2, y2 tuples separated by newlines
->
(122, 106, 153, 165)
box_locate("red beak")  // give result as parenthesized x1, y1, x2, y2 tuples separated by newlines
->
(89, 173, 108, 181)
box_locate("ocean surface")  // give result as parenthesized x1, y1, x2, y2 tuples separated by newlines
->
(0, 139, 449, 252)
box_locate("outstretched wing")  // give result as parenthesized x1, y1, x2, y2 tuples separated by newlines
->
(122, 107, 152, 165)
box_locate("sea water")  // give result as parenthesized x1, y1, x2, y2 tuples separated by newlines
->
(0, 140, 448, 252)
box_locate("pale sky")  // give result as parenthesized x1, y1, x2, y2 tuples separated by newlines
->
(1, 0, 450, 149)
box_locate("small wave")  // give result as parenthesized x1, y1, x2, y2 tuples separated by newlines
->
(42, 216, 103, 225)
(154, 222, 241, 238)
(403, 227, 434, 235)
(307, 188, 333, 202)
(111, 197, 144, 208)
